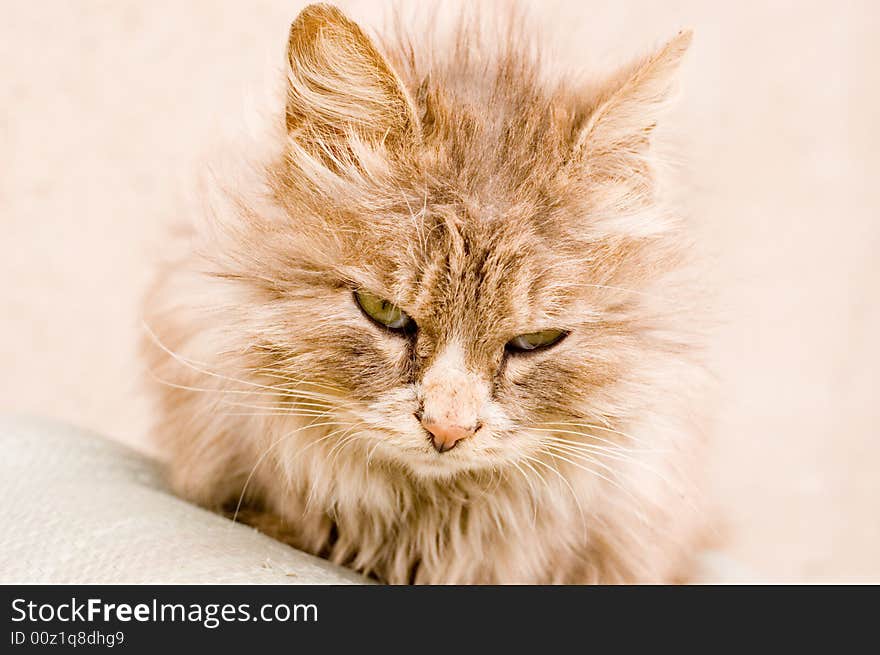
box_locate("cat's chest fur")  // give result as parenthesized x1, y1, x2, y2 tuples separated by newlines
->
(240, 434, 698, 584)
(250, 470, 581, 584)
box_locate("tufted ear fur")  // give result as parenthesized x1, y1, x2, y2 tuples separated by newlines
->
(574, 30, 692, 174)
(285, 3, 419, 150)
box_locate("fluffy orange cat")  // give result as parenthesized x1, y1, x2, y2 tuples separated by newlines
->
(143, 3, 710, 583)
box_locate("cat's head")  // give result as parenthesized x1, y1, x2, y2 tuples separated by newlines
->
(211, 4, 694, 481)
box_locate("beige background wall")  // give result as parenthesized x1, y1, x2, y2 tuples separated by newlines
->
(2, 0, 878, 582)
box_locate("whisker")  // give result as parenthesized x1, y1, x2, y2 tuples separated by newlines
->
(221, 412, 338, 419)
(529, 425, 658, 452)
(230, 420, 354, 525)
(519, 456, 548, 490)
(148, 370, 352, 412)
(145, 321, 347, 405)
(247, 365, 346, 393)
(148, 371, 282, 398)
(539, 434, 666, 457)
(366, 438, 386, 467)
(509, 460, 539, 527)
(304, 426, 362, 512)
(533, 421, 656, 448)
(545, 432, 693, 516)
(521, 453, 587, 531)
(539, 446, 649, 524)
(218, 399, 342, 413)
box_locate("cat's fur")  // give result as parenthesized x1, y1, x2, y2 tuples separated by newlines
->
(143, 3, 710, 583)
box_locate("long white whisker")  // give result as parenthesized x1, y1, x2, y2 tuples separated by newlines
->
(304, 426, 362, 512)
(529, 426, 658, 452)
(230, 420, 352, 525)
(534, 421, 656, 448)
(539, 434, 666, 456)
(218, 399, 341, 413)
(539, 446, 649, 525)
(246, 366, 346, 394)
(149, 369, 352, 411)
(521, 454, 588, 532)
(509, 460, 539, 527)
(144, 321, 344, 403)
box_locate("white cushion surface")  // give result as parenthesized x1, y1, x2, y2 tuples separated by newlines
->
(0, 415, 366, 584)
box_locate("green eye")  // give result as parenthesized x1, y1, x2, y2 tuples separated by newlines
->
(506, 329, 567, 353)
(354, 290, 414, 333)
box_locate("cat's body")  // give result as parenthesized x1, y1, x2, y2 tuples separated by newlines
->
(144, 3, 710, 583)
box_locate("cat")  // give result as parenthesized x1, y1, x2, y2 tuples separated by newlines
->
(143, 2, 711, 584)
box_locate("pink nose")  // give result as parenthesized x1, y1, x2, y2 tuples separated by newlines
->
(421, 416, 480, 453)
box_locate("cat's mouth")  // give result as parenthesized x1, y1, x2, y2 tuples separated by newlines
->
(348, 404, 515, 480)
(358, 429, 492, 480)
(402, 450, 486, 480)
(394, 432, 518, 481)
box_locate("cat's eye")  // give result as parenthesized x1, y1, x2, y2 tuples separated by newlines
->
(506, 329, 567, 353)
(354, 290, 415, 333)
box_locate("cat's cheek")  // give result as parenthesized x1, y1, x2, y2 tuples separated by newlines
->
(494, 356, 549, 411)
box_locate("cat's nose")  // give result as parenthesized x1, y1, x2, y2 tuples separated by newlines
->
(421, 415, 481, 453)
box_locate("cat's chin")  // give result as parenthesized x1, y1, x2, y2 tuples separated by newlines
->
(392, 450, 496, 482)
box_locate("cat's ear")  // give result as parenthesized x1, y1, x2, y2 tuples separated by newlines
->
(284, 3, 419, 148)
(574, 30, 692, 164)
